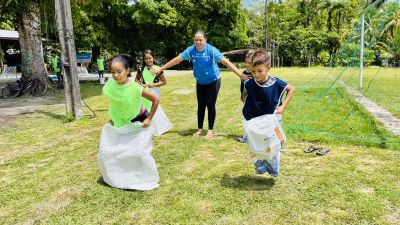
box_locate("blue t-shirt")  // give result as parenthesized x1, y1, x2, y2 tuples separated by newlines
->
(181, 43, 224, 85)
(243, 76, 288, 120)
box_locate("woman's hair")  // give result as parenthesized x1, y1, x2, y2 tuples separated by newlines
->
(194, 29, 207, 39)
(251, 50, 271, 67)
(111, 54, 135, 77)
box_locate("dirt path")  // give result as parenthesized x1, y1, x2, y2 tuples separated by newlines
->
(332, 75, 400, 136)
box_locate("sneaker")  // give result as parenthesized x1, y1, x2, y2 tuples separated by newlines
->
(264, 160, 279, 177)
(254, 160, 268, 174)
(237, 135, 248, 143)
(280, 144, 287, 152)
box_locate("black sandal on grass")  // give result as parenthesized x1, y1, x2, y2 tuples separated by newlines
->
(304, 146, 319, 153)
(316, 147, 330, 156)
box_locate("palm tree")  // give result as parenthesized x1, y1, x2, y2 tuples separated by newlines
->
(377, 33, 400, 66)
(379, 6, 400, 40)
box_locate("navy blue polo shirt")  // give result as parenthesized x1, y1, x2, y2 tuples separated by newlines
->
(243, 76, 287, 120)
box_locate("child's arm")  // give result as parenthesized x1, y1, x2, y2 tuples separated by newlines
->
(141, 90, 160, 128)
(275, 84, 295, 114)
(148, 73, 166, 88)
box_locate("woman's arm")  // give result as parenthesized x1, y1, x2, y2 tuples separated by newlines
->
(152, 55, 183, 75)
(220, 57, 248, 81)
(141, 90, 160, 128)
(275, 84, 295, 114)
(148, 73, 167, 88)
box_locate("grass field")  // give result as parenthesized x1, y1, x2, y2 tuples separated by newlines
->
(0, 68, 400, 224)
(333, 66, 400, 118)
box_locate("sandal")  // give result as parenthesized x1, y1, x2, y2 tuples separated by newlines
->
(316, 148, 330, 156)
(304, 146, 319, 153)
(205, 134, 216, 139)
(192, 130, 203, 138)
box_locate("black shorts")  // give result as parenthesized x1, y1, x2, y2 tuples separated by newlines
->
(131, 110, 149, 123)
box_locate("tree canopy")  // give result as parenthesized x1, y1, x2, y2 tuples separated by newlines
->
(0, 0, 398, 66)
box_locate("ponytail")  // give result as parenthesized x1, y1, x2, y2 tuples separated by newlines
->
(111, 54, 135, 77)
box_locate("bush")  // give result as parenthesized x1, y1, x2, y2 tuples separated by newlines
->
(318, 51, 330, 66)
(337, 43, 375, 66)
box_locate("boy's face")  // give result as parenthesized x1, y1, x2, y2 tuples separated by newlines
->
(51, 53, 56, 57)
(251, 64, 271, 83)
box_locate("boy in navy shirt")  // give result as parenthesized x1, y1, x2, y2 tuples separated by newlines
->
(243, 50, 295, 176)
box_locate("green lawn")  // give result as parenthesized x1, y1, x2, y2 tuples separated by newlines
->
(331, 66, 400, 118)
(1, 68, 400, 224)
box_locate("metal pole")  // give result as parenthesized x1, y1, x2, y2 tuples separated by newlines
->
(359, 13, 365, 89)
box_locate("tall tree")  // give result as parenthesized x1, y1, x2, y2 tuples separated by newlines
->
(1, 0, 50, 85)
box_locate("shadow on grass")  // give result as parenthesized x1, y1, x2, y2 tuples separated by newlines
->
(221, 173, 275, 191)
(169, 128, 198, 137)
(220, 133, 242, 142)
(96, 177, 139, 192)
(37, 109, 66, 121)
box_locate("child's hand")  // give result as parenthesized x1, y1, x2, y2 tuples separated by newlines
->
(275, 106, 285, 114)
(148, 83, 156, 88)
(141, 118, 151, 128)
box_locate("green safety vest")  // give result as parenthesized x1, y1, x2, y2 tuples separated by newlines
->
(103, 78, 143, 128)
(52, 56, 61, 73)
(142, 65, 160, 111)
(97, 58, 105, 71)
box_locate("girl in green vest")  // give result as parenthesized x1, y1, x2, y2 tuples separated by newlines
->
(136, 50, 173, 135)
(136, 49, 166, 98)
(97, 53, 105, 79)
(103, 54, 159, 128)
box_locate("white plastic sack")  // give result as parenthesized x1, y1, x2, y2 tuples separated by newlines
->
(244, 114, 286, 161)
(98, 122, 160, 191)
(148, 87, 173, 136)
(151, 105, 173, 136)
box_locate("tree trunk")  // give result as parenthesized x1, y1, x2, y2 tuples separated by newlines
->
(17, 2, 50, 86)
(55, 0, 83, 119)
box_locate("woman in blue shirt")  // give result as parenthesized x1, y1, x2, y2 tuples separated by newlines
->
(152, 30, 247, 138)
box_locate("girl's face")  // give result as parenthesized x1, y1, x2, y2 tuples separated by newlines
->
(144, 53, 154, 67)
(194, 33, 206, 50)
(245, 57, 252, 70)
(111, 61, 129, 84)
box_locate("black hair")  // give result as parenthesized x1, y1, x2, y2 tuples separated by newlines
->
(51, 50, 57, 54)
(111, 54, 134, 69)
(111, 54, 135, 77)
(195, 30, 207, 39)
